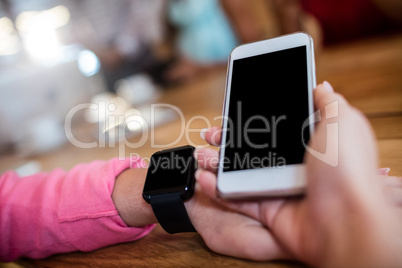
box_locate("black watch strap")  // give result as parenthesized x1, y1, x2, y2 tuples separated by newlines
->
(150, 193, 196, 234)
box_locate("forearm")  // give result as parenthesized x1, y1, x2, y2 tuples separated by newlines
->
(272, 0, 303, 33)
(112, 168, 157, 227)
(220, 0, 264, 43)
(0, 158, 154, 261)
(113, 167, 209, 230)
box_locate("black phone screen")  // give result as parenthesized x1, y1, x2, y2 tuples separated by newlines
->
(223, 45, 310, 172)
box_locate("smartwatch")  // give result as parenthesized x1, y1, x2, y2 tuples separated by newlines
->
(142, 145, 197, 234)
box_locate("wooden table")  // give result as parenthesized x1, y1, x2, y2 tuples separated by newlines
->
(2, 33, 402, 267)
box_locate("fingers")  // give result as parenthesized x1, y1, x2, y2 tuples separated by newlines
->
(195, 169, 218, 198)
(195, 127, 222, 183)
(380, 175, 402, 206)
(381, 175, 402, 188)
(201, 126, 222, 146)
(194, 146, 265, 221)
(383, 186, 402, 207)
(378, 168, 391, 176)
(388, 188, 402, 206)
(206, 220, 292, 261)
(194, 148, 220, 172)
(195, 167, 268, 222)
(313, 82, 350, 120)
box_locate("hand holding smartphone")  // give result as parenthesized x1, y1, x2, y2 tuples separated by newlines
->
(217, 32, 316, 199)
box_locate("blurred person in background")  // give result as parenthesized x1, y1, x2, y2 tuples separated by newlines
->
(64, 0, 275, 87)
(164, 0, 268, 84)
(63, 0, 166, 92)
(272, 0, 402, 47)
(66, 0, 264, 88)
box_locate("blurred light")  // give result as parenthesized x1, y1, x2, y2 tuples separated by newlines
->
(16, 5, 70, 32)
(24, 25, 60, 63)
(125, 108, 145, 132)
(0, 17, 20, 56)
(16, 5, 70, 64)
(85, 93, 116, 123)
(77, 50, 101, 77)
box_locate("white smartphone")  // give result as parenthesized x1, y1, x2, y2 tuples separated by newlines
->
(217, 32, 316, 199)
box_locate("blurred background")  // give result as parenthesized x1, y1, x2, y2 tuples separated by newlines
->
(0, 0, 401, 176)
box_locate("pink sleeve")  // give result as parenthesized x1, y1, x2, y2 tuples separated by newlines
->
(0, 157, 155, 262)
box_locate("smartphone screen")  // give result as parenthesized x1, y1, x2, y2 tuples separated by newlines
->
(223, 45, 310, 172)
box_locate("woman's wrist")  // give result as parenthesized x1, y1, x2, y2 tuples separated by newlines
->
(111, 167, 214, 231)
(112, 168, 158, 227)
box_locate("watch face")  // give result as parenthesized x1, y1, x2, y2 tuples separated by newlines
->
(143, 145, 196, 201)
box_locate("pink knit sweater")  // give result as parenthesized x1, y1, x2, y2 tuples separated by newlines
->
(0, 157, 155, 262)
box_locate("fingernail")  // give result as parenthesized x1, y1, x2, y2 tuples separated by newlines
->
(323, 81, 334, 93)
(377, 168, 391, 176)
(193, 148, 200, 160)
(194, 169, 202, 180)
(200, 128, 208, 140)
